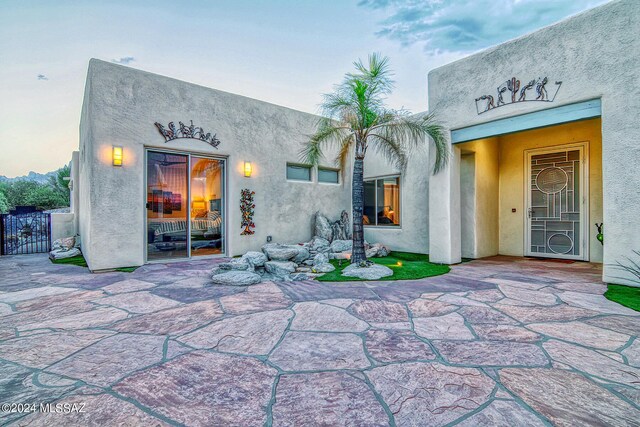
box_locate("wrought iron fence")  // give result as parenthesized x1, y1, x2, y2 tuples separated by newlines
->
(0, 211, 51, 255)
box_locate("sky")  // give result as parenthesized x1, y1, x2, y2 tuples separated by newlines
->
(0, 0, 607, 178)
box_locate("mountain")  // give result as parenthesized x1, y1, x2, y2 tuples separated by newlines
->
(0, 170, 58, 184)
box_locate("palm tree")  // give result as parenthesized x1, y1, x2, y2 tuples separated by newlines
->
(302, 53, 448, 264)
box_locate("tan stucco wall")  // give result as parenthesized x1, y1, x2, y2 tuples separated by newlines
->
(498, 118, 603, 261)
(458, 138, 500, 258)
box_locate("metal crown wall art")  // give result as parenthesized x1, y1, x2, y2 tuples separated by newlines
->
(475, 77, 562, 115)
(154, 120, 221, 148)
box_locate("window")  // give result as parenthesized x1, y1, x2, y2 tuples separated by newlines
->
(318, 167, 339, 184)
(286, 163, 311, 181)
(363, 176, 400, 226)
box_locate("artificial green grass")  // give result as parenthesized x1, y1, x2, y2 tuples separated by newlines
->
(605, 284, 640, 312)
(50, 255, 88, 267)
(50, 255, 138, 272)
(317, 251, 450, 282)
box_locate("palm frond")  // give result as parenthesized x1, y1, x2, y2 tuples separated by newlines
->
(334, 134, 354, 169)
(300, 118, 351, 165)
(369, 132, 407, 172)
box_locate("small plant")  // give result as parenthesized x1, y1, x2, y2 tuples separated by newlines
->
(612, 250, 640, 283)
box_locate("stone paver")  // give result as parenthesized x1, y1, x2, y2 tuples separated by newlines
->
(46, 333, 165, 386)
(291, 301, 368, 332)
(434, 340, 549, 367)
(366, 329, 435, 362)
(273, 372, 388, 426)
(367, 362, 495, 426)
(0, 253, 637, 425)
(414, 312, 475, 340)
(114, 351, 276, 426)
(179, 309, 292, 355)
(501, 368, 640, 426)
(270, 331, 369, 371)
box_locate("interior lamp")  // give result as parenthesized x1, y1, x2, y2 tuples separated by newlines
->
(112, 146, 123, 167)
(244, 161, 252, 177)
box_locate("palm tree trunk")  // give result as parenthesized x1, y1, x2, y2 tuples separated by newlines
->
(351, 158, 367, 264)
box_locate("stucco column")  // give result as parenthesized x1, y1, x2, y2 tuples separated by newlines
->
(428, 143, 462, 264)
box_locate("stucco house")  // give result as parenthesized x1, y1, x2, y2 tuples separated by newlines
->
(63, 0, 639, 286)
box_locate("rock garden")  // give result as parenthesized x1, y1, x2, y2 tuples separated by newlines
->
(211, 211, 394, 286)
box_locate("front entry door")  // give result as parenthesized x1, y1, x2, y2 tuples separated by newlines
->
(525, 145, 587, 260)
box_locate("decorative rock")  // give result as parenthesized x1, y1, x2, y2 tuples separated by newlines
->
(292, 246, 311, 264)
(217, 259, 250, 271)
(261, 243, 298, 261)
(367, 362, 494, 426)
(272, 372, 387, 427)
(330, 210, 352, 241)
(311, 262, 335, 273)
(501, 368, 640, 426)
(179, 309, 292, 355)
(456, 400, 546, 427)
(241, 251, 267, 267)
(291, 302, 368, 332)
(264, 261, 297, 278)
(366, 242, 390, 258)
(113, 351, 276, 426)
(269, 331, 369, 371)
(51, 236, 75, 251)
(310, 236, 330, 252)
(210, 270, 262, 286)
(330, 239, 352, 253)
(365, 329, 435, 363)
(289, 273, 310, 281)
(312, 253, 328, 265)
(434, 340, 549, 366)
(314, 212, 333, 242)
(414, 312, 475, 340)
(49, 247, 81, 260)
(342, 263, 393, 280)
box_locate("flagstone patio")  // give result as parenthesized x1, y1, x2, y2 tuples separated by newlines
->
(0, 254, 638, 426)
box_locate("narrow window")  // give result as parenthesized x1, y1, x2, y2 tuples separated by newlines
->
(318, 167, 339, 184)
(363, 176, 400, 226)
(286, 163, 312, 181)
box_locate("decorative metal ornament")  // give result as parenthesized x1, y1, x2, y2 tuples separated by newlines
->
(154, 120, 221, 148)
(595, 223, 604, 245)
(475, 77, 562, 114)
(240, 189, 256, 235)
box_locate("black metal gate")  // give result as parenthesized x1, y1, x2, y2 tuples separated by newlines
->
(0, 209, 51, 255)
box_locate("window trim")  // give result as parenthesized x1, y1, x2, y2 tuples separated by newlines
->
(317, 166, 340, 185)
(363, 174, 402, 228)
(286, 162, 313, 182)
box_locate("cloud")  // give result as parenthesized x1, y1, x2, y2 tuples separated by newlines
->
(37, 74, 48, 80)
(359, 0, 608, 55)
(111, 56, 135, 64)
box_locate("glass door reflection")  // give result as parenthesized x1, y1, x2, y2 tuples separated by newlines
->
(146, 152, 189, 260)
(190, 157, 225, 256)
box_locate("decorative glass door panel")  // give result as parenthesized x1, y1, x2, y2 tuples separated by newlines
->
(146, 152, 189, 261)
(190, 157, 225, 256)
(527, 147, 584, 259)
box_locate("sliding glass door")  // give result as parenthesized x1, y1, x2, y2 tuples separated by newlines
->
(146, 150, 225, 261)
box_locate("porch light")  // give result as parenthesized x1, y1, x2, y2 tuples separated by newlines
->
(112, 146, 123, 166)
(244, 161, 252, 177)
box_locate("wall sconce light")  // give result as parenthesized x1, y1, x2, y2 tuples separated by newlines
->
(112, 146, 123, 167)
(244, 161, 252, 177)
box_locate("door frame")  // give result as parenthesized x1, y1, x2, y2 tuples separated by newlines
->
(523, 141, 589, 261)
(144, 147, 228, 263)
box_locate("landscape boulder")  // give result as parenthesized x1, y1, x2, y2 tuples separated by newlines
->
(312, 262, 336, 273)
(330, 239, 352, 253)
(241, 251, 267, 267)
(264, 261, 297, 278)
(314, 212, 333, 242)
(262, 243, 298, 261)
(312, 253, 329, 266)
(49, 247, 81, 261)
(218, 259, 251, 271)
(210, 270, 262, 286)
(292, 246, 311, 264)
(342, 263, 393, 280)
